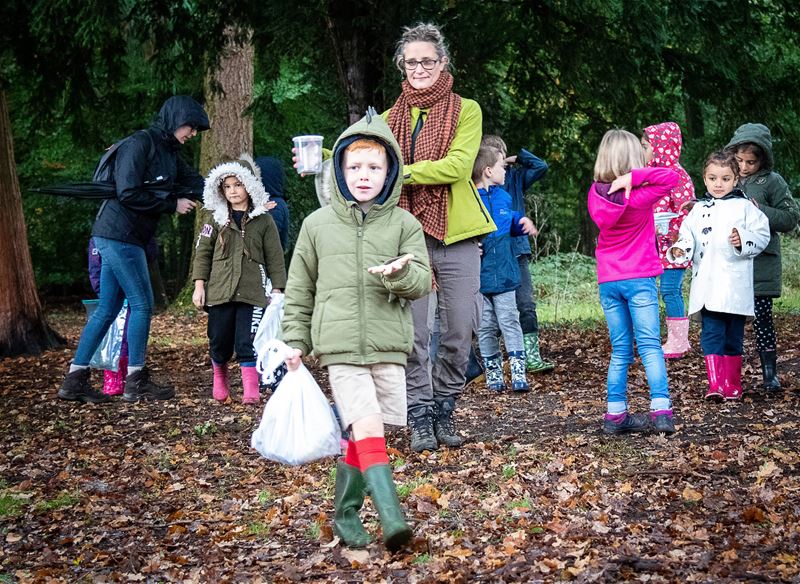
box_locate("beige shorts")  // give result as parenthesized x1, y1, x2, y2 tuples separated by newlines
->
(327, 363, 407, 429)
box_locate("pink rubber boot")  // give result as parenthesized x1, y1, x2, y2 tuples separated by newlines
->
(704, 355, 725, 401)
(212, 361, 230, 401)
(663, 317, 691, 359)
(241, 366, 260, 404)
(102, 369, 124, 396)
(722, 355, 743, 400)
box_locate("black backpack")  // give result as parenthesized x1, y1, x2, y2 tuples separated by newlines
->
(92, 129, 156, 183)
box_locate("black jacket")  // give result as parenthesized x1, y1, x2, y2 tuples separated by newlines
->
(255, 156, 290, 250)
(92, 96, 209, 247)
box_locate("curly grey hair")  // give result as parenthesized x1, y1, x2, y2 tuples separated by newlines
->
(393, 22, 451, 73)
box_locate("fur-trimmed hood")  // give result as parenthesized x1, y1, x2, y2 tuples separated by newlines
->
(202, 154, 270, 227)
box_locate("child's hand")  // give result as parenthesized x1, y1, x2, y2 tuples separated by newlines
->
(505, 155, 518, 164)
(285, 348, 303, 371)
(368, 253, 414, 276)
(729, 228, 742, 249)
(519, 217, 538, 236)
(679, 199, 696, 213)
(671, 248, 685, 259)
(263, 200, 277, 211)
(609, 173, 633, 200)
(192, 281, 205, 309)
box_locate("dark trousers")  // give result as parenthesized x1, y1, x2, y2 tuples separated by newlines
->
(515, 254, 539, 334)
(753, 296, 777, 352)
(700, 309, 745, 356)
(207, 302, 264, 364)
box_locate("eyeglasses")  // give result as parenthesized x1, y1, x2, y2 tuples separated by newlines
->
(403, 58, 440, 71)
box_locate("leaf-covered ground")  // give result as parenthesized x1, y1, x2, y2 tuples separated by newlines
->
(1, 307, 799, 583)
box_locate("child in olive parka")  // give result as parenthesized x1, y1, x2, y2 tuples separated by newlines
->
(726, 123, 800, 393)
(282, 110, 431, 551)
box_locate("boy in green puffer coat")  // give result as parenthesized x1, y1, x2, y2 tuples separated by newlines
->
(282, 109, 431, 551)
(726, 123, 800, 393)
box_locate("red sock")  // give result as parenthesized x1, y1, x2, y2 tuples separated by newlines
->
(343, 439, 360, 468)
(353, 437, 389, 472)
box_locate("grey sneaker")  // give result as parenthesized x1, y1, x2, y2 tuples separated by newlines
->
(433, 398, 464, 447)
(602, 412, 648, 435)
(651, 412, 676, 434)
(123, 367, 175, 402)
(57, 368, 111, 404)
(408, 408, 437, 452)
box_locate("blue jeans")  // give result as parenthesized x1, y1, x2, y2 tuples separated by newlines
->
(700, 309, 745, 356)
(478, 290, 524, 356)
(74, 237, 154, 367)
(515, 255, 539, 334)
(599, 277, 669, 410)
(658, 268, 686, 318)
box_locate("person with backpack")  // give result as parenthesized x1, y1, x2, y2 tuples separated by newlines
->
(58, 95, 209, 404)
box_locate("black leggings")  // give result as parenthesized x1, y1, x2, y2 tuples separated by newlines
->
(753, 296, 777, 352)
(207, 302, 264, 364)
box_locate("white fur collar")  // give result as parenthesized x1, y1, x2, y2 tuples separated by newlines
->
(203, 154, 269, 227)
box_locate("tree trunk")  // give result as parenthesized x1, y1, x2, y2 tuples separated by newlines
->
(200, 26, 254, 173)
(180, 27, 255, 306)
(0, 90, 64, 357)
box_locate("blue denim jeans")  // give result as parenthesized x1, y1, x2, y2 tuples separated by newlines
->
(599, 277, 670, 410)
(73, 237, 154, 367)
(658, 268, 686, 318)
(700, 309, 745, 356)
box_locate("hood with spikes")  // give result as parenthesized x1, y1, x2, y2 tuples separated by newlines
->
(202, 153, 269, 227)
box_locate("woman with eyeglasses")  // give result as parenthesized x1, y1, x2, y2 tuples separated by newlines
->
(58, 96, 209, 405)
(384, 23, 495, 453)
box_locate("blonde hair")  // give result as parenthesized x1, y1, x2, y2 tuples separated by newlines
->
(481, 134, 507, 155)
(593, 129, 645, 182)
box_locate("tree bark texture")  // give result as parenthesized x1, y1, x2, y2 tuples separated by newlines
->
(0, 91, 64, 357)
(199, 26, 255, 175)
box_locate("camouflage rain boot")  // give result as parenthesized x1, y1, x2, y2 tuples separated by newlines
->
(523, 332, 554, 373)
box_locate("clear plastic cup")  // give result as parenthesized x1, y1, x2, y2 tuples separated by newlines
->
(654, 211, 679, 235)
(292, 135, 324, 175)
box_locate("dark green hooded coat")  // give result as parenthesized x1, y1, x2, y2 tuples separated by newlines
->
(726, 123, 800, 296)
(282, 112, 431, 366)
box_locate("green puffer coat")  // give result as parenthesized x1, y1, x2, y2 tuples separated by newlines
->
(726, 123, 800, 297)
(282, 112, 432, 367)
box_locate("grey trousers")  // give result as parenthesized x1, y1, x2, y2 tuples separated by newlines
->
(478, 290, 524, 356)
(406, 235, 482, 414)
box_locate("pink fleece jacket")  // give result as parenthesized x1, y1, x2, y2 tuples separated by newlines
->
(588, 167, 680, 284)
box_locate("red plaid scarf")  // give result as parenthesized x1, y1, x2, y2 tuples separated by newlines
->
(387, 72, 462, 241)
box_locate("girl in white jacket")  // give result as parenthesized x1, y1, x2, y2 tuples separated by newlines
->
(668, 151, 770, 401)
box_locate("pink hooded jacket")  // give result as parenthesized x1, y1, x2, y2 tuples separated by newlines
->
(588, 167, 680, 284)
(644, 122, 695, 269)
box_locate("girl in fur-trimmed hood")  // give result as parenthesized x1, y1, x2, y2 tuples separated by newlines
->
(192, 154, 287, 405)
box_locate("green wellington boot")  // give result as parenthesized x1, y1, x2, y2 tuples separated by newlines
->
(332, 460, 371, 548)
(363, 464, 412, 552)
(523, 332, 554, 373)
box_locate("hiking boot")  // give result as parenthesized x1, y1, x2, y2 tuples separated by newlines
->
(433, 397, 463, 447)
(759, 350, 782, 394)
(408, 408, 437, 452)
(523, 332, 554, 373)
(123, 367, 175, 402)
(602, 412, 648, 435)
(482, 353, 506, 392)
(508, 351, 530, 393)
(57, 368, 111, 404)
(650, 410, 676, 434)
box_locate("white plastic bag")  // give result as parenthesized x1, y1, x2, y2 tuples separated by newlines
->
(254, 292, 285, 365)
(88, 301, 128, 371)
(251, 340, 342, 466)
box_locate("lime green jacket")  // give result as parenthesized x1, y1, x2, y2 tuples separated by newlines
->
(382, 98, 496, 244)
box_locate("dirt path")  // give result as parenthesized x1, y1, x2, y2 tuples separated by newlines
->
(1, 308, 798, 583)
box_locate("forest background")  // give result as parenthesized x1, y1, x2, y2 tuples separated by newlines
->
(1, 0, 799, 355)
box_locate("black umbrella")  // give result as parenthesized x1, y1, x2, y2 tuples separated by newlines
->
(30, 180, 195, 200)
